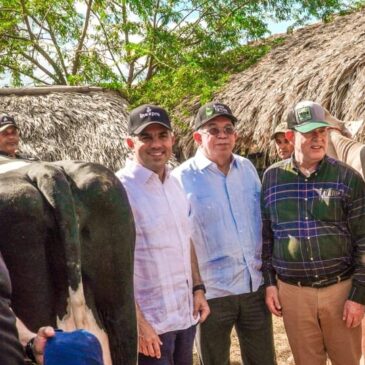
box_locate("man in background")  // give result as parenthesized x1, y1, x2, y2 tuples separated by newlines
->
(271, 122, 293, 160)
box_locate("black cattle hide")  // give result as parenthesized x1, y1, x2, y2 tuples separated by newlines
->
(0, 160, 136, 365)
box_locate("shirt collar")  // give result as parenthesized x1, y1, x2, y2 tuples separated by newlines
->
(125, 159, 170, 184)
(290, 155, 328, 176)
(195, 148, 237, 171)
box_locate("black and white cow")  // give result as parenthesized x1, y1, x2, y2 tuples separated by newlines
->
(0, 159, 136, 365)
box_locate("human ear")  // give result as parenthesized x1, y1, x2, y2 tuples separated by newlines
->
(125, 137, 134, 149)
(193, 131, 202, 145)
(285, 130, 295, 144)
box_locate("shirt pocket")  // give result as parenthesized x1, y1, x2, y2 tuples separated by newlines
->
(206, 256, 235, 286)
(311, 189, 345, 222)
(195, 197, 221, 225)
(136, 214, 167, 250)
(193, 197, 227, 258)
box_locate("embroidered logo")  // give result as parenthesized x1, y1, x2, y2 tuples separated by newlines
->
(296, 106, 312, 122)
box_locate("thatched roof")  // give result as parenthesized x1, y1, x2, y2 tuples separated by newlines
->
(176, 8, 365, 161)
(0, 86, 130, 171)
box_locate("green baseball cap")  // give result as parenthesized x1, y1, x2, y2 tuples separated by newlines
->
(194, 102, 237, 130)
(287, 101, 330, 133)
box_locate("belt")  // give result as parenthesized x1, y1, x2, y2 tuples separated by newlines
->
(278, 273, 352, 288)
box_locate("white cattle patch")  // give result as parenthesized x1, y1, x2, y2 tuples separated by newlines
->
(0, 161, 30, 174)
(57, 284, 112, 365)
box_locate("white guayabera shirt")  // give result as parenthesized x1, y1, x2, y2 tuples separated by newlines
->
(116, 160, 198, 335)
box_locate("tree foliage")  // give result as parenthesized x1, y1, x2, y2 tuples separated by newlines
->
(0, 0, 358, 93)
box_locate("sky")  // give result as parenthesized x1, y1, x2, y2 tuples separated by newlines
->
(269, 20, 294, 35)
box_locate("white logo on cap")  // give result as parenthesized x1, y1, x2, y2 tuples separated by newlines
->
(139, 107, 161, 119)
(214, 104, 229, 114)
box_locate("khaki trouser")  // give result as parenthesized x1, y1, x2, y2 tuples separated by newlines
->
(278, 279, 361, 365)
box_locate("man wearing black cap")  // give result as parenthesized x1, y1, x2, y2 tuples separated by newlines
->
(116, 104, 210, 365)
(0, 114, 55, 364)
(173, 102, 276, 365)
(0, 114, 21, 159)
(261, 100, 365, 365)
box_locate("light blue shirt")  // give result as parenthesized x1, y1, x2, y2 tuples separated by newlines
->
(172, 149, 263, 300)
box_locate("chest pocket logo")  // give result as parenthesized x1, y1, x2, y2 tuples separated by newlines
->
(312, 188, 344, 221)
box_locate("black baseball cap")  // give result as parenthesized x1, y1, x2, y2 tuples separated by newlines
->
(194, 102, 237, 130)
(0, 114, 18, 132)
(287, 101, 330, 133)
(128, 104, 172, 135)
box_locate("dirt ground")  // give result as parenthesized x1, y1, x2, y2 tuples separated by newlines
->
(193, 315, 294, 365)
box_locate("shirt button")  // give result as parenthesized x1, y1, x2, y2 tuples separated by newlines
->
(305, 216, 308, 220)
(315, 275, 319, 278)
(310, 257, 314, 261)
(304, 198, 308, 201)
(305, 179, 308, 182)
(307, 237, 310, 240)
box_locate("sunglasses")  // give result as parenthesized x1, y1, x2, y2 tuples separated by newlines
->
(200, 126, 236, 136)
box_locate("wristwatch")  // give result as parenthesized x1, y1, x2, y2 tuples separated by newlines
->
(193, 283, 206, 294)
(24, 337, 37, 364)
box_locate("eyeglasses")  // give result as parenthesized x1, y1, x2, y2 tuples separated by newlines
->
(200, 126, 236, 136)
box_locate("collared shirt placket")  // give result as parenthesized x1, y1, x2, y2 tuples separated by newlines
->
(226, 167, 252, 292)
(162, 181, 194, 326)
(303, 175, 320, 280)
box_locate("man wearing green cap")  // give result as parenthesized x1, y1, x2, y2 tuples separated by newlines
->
(173, 101, 276, 365)
(261, 100, 365, 365)
(270, 122, 294, 160)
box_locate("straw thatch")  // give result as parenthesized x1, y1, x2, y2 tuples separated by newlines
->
(0, 86, 130, 171)
(176, 8, 365, 163)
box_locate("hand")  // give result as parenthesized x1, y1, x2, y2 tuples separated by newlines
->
(265, 286, 282, 317)
(33, 326, 55, 364)
(343, 300, 364, 328)
(138, 318, 163, 358)
(193, 290, 210, 323)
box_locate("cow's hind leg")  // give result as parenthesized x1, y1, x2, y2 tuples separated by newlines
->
(64, 161, 137, 365)
(26, 164, 91, 332)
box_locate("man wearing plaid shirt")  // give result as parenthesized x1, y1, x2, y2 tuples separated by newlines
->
(262, 100, 365, 365)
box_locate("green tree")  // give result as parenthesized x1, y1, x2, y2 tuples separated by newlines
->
(0, 0, 357, 87)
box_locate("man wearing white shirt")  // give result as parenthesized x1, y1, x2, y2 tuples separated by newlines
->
(116, 104, 209, 365)
(172, 102, 276, 365)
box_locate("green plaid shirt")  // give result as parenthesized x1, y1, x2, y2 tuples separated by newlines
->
(261, 155, 365, 304)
